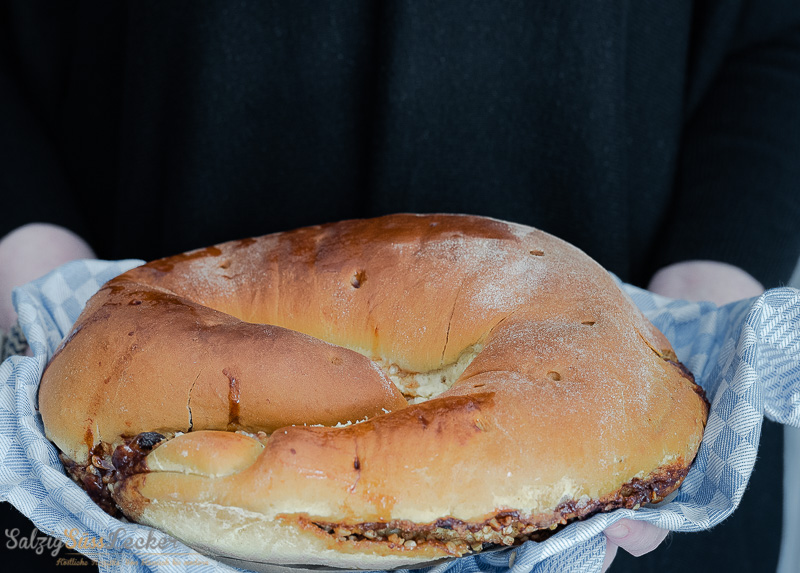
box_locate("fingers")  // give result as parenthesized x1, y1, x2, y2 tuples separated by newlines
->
(604, 519, 669, 558)
(0, 223, 95, 330)
(647, 260, 764, 306)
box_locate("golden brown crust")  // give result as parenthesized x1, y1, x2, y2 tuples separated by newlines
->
(40, 282, 407, 463)
(39, 214, 708, 568)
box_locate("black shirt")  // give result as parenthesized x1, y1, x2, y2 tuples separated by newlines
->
(3, 1, 800, 287)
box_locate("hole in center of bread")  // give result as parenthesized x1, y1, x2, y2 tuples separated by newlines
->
(373, 344, 482, 404)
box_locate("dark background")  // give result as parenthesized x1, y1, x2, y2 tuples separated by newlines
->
(2, 1, 799, 571)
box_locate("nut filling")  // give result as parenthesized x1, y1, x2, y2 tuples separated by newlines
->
(301, 513, 539, 556)
(297, 463, 690, 557)
(64, 430, 690, 558)
(60, 432, 167, 517)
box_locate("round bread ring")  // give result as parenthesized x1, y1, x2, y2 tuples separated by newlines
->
(39, 214, 708, 569)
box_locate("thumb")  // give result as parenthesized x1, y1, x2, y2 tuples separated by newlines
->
(604, 519, 669, 557)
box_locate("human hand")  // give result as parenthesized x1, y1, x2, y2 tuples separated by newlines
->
(601, 260, 763, 570)
(647, 260, 764, 305)
(0, 223, 95, 333)
(602, 519, 670, 571)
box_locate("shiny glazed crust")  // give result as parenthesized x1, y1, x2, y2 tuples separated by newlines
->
(39, 214, 708, 568)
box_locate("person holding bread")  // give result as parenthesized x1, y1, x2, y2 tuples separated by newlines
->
(1, 2, 799, 571)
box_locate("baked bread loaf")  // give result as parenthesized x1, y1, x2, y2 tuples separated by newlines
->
(39, 214, 708, 569)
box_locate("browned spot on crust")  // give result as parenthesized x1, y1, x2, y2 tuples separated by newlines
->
(147, 246, 224, 273)
(83, 425, 94, 452)
(223, 369, 242, 430)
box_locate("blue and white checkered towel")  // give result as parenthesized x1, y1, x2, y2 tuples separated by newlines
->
(1, 259, 799, 573)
